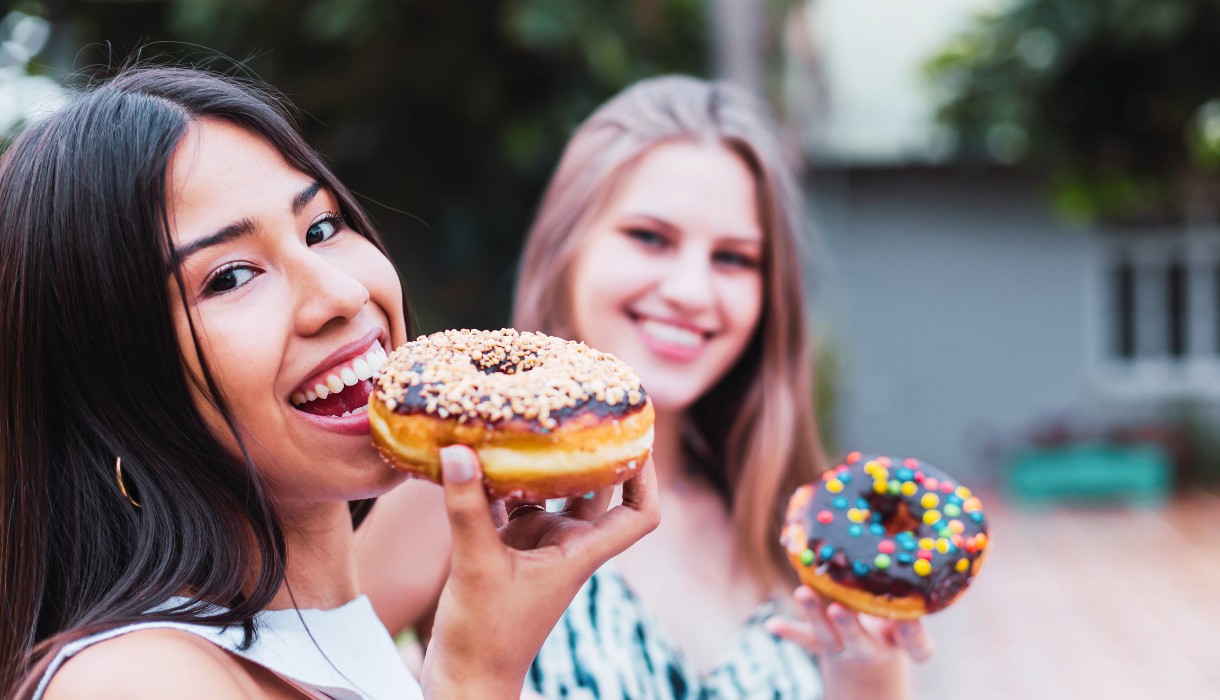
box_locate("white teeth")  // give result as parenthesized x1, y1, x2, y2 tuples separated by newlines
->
(350, 405, 369, 415)
(341, 410, 352, 417)
(293, 341, 386, 408)
(366, 348, 385, 371)
(640, 319, 703, 348)
(327, 374, 344, 393)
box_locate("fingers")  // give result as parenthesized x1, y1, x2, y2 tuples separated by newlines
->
(584, 458, 661, 561)
(826, 603, 880, 659)
(507, 503, 548, 523)
(439, 445, 502, 570)
(763, 616, 823, 652)
(793, 586, 844, 653)
(893, 620, 935, 662)
(490, 500, 509, 529)
(559, 485, 614, 521)
(777, 587, 934, 665)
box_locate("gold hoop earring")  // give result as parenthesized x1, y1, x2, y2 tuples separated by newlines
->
(114, 456, 142, 509)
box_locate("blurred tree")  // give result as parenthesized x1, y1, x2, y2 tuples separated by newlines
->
(926, 0, 1220, 225)
(31, 0, 706, 329)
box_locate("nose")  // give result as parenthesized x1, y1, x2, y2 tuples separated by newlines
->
(289, 249, 370, 336)
(656, 245, 716, 313)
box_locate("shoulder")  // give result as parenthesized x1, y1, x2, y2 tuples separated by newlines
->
(43, 627, 257, 700)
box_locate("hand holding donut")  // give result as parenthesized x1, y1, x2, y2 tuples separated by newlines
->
(422, 445, 660, 698)
(765, 587, 933, 698)
(764, 453, 989, 696)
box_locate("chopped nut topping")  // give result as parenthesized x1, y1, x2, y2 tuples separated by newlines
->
(374, 328, 647, 427)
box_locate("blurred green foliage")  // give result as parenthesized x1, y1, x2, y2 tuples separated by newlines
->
(30, 0, 706, 329)
(926, 0, 1220, 225)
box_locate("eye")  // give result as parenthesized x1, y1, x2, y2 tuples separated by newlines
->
(625, 228, 667, 248)
(306, 213, 346, 246)
(206, 264, 257, 295)
(713, 249, 760, 270)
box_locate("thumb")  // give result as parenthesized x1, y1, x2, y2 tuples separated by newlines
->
(439, 445, 501, 564)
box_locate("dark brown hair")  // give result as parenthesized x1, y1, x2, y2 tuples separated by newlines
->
(0, 65, 401, 695)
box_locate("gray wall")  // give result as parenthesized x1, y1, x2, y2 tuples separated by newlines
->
(807, 167, 1099, 483)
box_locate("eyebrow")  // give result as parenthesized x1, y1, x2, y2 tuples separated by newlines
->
(172, 181, 325, 265)
(292, 181, 324, 216)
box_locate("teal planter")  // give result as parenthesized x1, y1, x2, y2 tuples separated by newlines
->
(1005, 443, 1172, 505)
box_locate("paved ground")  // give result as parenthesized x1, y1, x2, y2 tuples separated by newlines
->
(911, 491, 1220, 699)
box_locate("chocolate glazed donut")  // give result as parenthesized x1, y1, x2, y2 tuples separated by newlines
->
(781, 453, 989, 619)
(370, 328, 655, 499)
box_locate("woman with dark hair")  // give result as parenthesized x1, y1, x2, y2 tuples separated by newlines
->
(0, 66, 658, 699)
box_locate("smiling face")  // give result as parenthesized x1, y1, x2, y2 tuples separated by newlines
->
(568, 141, 765, 412)
(166, 119, 409, 508)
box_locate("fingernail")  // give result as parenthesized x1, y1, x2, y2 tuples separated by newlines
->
(440, 446, 474, 484)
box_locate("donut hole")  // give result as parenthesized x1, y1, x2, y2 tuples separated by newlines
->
(869, 495, 921, 536)
(470, 348, 543, 375)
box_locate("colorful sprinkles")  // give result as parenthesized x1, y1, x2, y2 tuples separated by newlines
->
(782, 453, 990, 615)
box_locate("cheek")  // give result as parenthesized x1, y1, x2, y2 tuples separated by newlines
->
(344, 240, 407, 343)
(571, 237, 655, 318)
(175, 289, 289, 416)
(721, 275, 764, 342)
(569, 241, 621, 332)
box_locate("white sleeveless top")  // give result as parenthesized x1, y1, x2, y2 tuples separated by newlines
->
(33, 595, 423, 700)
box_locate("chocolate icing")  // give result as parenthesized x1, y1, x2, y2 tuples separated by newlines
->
(785, 454, 988, 613)
(389, 362, 645, 434)
(374, 329, 649, 435)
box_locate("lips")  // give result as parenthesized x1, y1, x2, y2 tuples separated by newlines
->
(630, 313, 713, 361)
(637, 317, 706, 349)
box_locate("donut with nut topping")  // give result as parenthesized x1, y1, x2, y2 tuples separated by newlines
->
(369, 328, 655, 499)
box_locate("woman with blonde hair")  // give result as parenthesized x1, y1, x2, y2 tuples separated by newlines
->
(513, 75, 933, 698)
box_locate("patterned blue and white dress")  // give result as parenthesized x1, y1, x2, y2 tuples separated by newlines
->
(528, 565, 823, 699)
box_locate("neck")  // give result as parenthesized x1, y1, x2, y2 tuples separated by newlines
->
(268, 499, 360, 610)
(651, 408, 688, 488)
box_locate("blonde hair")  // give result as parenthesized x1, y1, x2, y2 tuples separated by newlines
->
(514, 75, 827, 589)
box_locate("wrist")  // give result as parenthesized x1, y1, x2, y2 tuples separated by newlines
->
(419, 640, 525, 700)
(420, 673, 518, 700)
(820, 652, 911, 700)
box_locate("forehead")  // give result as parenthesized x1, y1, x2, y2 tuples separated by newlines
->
(611, 141, 762, 241)
(166, 119, 314, 244)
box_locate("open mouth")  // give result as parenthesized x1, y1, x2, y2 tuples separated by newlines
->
(290, 342, 388, 418)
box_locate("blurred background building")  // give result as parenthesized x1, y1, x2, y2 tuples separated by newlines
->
(801, 0, 1220, 494)
(4, 1, 1220, 695)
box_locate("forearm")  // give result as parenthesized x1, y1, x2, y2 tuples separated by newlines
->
(418, 629, 529, 700)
